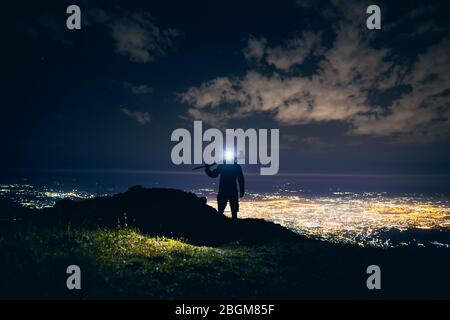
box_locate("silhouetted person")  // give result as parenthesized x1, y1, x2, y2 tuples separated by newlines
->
(205, 160, 245, 220)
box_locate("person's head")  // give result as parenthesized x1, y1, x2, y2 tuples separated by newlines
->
(222, 156, 238, 164)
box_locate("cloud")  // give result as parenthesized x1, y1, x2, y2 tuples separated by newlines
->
(265, 32, 324, 71)
(88, 7, 177, 63)
(243, 36, 267, 62)
(180, 1, 450, 142)
(108, 13, 177, 63)
(9, 2, 177, 63)
(124, 82, 153, 95)
(121, 108, 151, 125)
(351, 39, 450, 140)
(384, 4, 447, 38)
(181, 77, 246, 109)
(243, 32, 324, 71)
(180, 21, 388, 126)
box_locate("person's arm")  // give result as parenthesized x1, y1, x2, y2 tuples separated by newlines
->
(205, 165, 220, 178)
(237, 165, 245, 197)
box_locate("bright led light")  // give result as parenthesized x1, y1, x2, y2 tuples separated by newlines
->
(224, 150, 234, 162)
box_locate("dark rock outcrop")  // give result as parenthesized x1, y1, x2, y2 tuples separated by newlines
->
(30, 186, 303, 245)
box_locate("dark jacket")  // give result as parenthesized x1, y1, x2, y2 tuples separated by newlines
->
(205, 164, 245, 196)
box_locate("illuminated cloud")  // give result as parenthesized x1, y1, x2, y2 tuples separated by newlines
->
(351, 39, 450, 140)
(180, 2, 450, 142)
(265, 32, 324, 71)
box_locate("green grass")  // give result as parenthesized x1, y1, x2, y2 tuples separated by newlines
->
(0, 226, 310, 299)
(1, 225, 448, 299)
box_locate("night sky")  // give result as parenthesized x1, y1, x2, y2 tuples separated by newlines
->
(2, 0, 450, 176)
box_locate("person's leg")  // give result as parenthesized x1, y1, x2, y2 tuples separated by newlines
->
(217, 193, 227, 215)
(229, 192, 239, 220)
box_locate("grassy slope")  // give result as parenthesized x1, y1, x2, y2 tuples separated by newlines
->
(1, 226, 449, 299)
